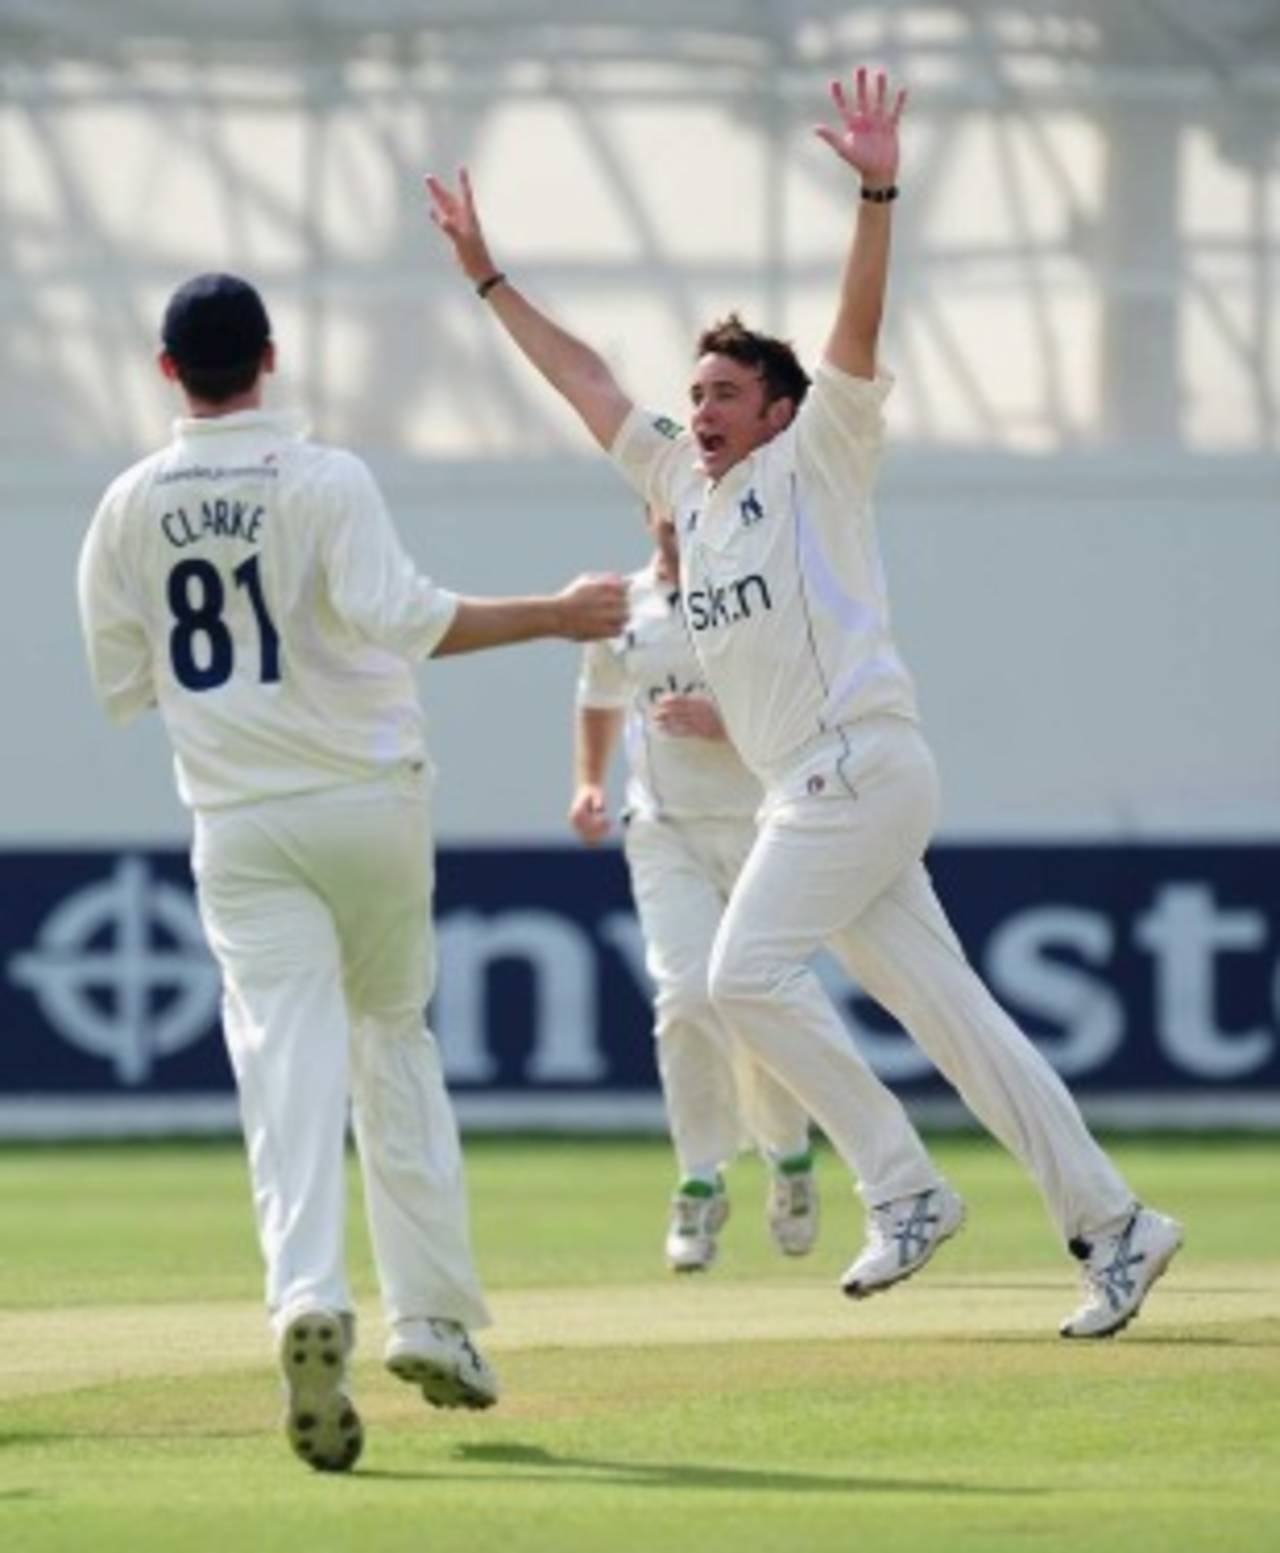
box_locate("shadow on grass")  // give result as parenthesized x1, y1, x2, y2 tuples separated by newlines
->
(0, 1428, 257, 1449)
(926, 1279, 1274, 1299)
(977, 1328, 1278, 1348)
(926, 1279, 1074, 1293)
(359, 1441, 1045, 1497)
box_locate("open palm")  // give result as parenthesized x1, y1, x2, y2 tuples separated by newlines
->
(815, 67, 906, 188)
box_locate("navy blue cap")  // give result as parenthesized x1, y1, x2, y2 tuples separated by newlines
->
(161, 272, 271, 370)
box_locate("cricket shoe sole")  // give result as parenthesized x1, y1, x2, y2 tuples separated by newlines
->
(280, 1311, 363, 1472)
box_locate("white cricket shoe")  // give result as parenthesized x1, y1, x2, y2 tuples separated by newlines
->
(279, 1309, 363, 1472)
(1060, 1207, 1184, 1339)
(664, 1181, 730, 1273)
(767, 1160, 819, 1257)
(385, 1318, 499, 1410)
(841, 1184, 965, 1299)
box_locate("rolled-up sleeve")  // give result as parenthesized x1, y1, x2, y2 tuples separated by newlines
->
(609, 407, 697, 512)
(796, 363, 894, 496)
(576, 638, 629, 710)
(320, 451, 459, 661)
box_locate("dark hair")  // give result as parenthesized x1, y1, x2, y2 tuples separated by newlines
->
(695, 313, 811, 410)
(171, 357, 266, 404)
(161, 272, 272, 402)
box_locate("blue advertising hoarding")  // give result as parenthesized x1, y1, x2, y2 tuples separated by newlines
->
(1, 843, 1277, 1135)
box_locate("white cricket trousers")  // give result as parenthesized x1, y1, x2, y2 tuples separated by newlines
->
(191, 764, 490, 1335)
(624, 814, 810, 1180)
(708, 717, 1135, 1244)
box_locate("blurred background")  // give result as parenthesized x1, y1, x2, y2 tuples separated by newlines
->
(1, 1, 1276, 1136)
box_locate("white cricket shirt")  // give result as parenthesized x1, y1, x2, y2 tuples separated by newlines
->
(78, 408, 459, 810)
(609, 362, 919, 787)
(577, 561, 761, 821)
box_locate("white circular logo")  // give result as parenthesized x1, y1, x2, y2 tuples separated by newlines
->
(9, 856, 220, 1085)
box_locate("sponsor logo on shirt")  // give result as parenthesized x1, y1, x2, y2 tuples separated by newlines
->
(155, 461, 280, 486)
(684, 573, 773, 633)
(652, 416, 683, 441)
(645, 671, 702, 703)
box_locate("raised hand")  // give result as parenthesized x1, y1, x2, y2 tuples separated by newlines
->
(423, 169, 496, 281)
(424, 168, 635, 449)
(814, 67, 906, 190)
(556, 573, 628, 641)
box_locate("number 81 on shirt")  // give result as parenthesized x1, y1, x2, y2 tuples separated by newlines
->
(167, 553, 281, 690)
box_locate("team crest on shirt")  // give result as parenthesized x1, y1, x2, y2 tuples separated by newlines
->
(739, 488, 765, 526)
(684, 508, 699, 533)
(652, 416, 683, 441)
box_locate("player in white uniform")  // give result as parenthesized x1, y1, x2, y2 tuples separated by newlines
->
(572, 506, 817, 1272)
(77, 272, 627, 1471)
(425, 67, 1183, 1339)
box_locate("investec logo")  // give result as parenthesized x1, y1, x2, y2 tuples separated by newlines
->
(8, 857, 219, 1084)
(7, 857, 1277, 1092)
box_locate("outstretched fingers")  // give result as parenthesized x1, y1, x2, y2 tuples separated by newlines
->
(423, 168, 477, 237)
(830, 67, 904, 128)
(815, 66, 907, 184)
(812, 122, 840, 154)
(423, 173, 453, 228)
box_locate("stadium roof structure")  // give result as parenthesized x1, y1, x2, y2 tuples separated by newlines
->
(0, 0, 1276, 457)
(3, 1, 1279, 77)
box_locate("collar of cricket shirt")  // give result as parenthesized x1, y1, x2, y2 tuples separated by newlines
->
(171, 408, 309, 442)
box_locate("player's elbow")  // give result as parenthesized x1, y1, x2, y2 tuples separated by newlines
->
(565, 366, 631, 450)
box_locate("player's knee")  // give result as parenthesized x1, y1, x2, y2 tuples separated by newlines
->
(654, 974, 716, 1035)
(358, 1009, 431, 1046)
(707, 940, 773, 1012)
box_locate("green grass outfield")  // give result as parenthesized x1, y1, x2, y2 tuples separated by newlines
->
(1, 1134, 1276, 1552)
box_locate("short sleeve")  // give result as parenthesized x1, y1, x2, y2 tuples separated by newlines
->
(76, 492, 156, 724)
(320, 451, 459, 661)
(795, 362, 894, 496)
(609, 406, 699, 511)
(576, 638, 629, 710)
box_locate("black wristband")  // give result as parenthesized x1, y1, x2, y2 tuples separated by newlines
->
(475, 271, 507, 299)
(861, 185, 899, 203)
